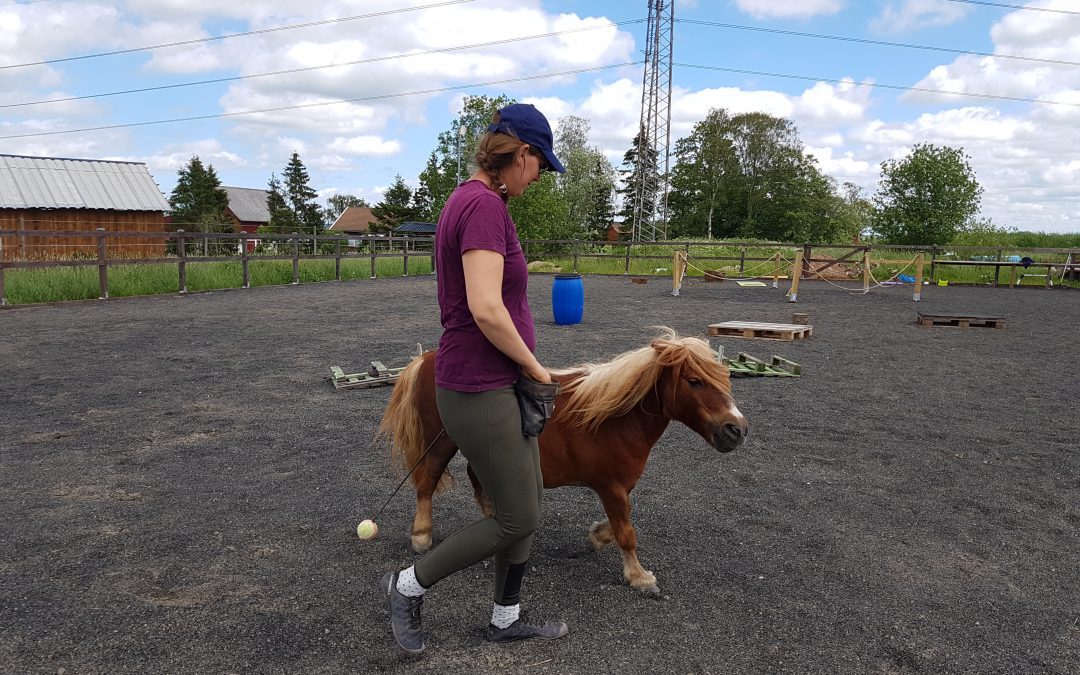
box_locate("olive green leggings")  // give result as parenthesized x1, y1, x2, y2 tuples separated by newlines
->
(414, 385, 543, 604)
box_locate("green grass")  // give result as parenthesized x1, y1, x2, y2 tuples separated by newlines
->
(2, 256, 435, 305)
(5, 241, 1075, 305)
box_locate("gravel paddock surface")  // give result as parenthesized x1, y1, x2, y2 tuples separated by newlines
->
(1, 275, 1077, 674)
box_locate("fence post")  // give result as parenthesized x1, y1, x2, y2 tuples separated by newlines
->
(291, 232, 299, 284)
(739, 246, 746, 276)
(624, 241, 632, 274)
(913, 252, 925, 302)
(240, 233, 250, 289)
(994, 247, 1003, 286)
(402, 236, 409, 277)
(802, 243, 812, 279)
(370, 236, 377, 279)
(0, 263, 6, 306)
(334, 237, 342, 281)
(96, 227, 109, 299)
(573, 242, 578, 273)
(176, 229, 187, 294)
(930, 245, 938, 282)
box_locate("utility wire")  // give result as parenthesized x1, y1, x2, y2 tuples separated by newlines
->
(677, 62, 1080, 108)
(1, 20, 644, 110)
(679, 19, 1080, 68)
(941, 0, 1080, 16)
(0, 62, 641, 140)
(0, 0, 479, 71)
(6, 57, 1077, 141)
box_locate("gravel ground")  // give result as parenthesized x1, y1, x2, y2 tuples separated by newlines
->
(1, 274, 1077, 675)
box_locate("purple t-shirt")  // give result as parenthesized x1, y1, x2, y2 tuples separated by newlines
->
(435, 180, 536, 392)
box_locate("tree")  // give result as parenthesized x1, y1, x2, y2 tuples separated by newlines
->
(667, 108, 857, 243)
(282, 152, 324, 236)
(265, 173, 298, 234)
(325, 193, 369, 224)
(871, 143, 983, 245)
(555, 115, 616, 241)
(616, 130, 660, 239)
(169, 156, 229, 229)
(416, 94, 514, 220)
(667, 109, 738, 239)
(371, 174, 415, 234)
(509, 172, 573, 245)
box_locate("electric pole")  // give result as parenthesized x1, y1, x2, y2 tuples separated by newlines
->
(631, 0, 674, 242)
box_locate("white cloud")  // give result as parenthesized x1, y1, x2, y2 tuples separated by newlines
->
(327, 135, 402, 157)
(734, 0, 843, 20)
(870, 0, 972, 33)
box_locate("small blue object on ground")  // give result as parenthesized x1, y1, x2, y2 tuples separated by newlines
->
(897, 274, 916, 283)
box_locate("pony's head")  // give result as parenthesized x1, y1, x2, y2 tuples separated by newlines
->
(648, 330, 748, 452)
(554, 327, 748, 452)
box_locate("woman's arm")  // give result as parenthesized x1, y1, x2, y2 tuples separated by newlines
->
(462, 249, 550, 384)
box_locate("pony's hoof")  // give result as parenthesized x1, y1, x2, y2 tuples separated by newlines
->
(411, 534, 432, 554)
(630, 571, 659, 594)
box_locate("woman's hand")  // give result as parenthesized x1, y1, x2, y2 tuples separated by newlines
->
(523, 362, 551, 384)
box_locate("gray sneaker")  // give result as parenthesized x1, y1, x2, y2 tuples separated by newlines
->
(485, 615, 569, 643)
(380, 572, 425, 654)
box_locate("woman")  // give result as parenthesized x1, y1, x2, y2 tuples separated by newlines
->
(381, 103, 568, 653)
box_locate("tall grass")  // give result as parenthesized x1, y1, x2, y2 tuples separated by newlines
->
(3, 256, 434, 305)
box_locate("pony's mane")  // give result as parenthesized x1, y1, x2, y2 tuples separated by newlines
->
(549, 327, 731, 431)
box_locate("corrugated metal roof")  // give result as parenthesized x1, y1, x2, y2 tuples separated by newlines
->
(0, 154, 171, 211)
(395, 221, 437, 234)
(222, 186, 271, 224)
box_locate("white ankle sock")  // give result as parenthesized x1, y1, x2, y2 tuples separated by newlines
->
(396, 566, 427, 597)
(491, 602, 521, 629)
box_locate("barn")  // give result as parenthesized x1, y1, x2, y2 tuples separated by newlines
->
(0, 154, 171, 261)
(327, 206, 377, 248)
(221, 186, 270, 252)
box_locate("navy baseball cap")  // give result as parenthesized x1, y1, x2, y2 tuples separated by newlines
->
(487, 103, 565, 174)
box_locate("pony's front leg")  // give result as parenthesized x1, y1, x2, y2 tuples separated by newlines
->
(594, 487, 658, 594)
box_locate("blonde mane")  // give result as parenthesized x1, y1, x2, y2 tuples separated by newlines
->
(549, 327, 731, 432)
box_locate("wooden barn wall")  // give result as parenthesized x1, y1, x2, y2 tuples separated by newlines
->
(0, 209, 167, 261)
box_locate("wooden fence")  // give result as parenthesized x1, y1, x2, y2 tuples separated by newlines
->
(1, 229, 1077, 306)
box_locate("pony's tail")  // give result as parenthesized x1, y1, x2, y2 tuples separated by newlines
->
(378, 355, 428, 478)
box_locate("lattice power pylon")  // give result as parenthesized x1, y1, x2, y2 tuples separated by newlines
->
(631, 0, 675, 242)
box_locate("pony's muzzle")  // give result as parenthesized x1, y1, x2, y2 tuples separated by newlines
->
(713, 418, 748, 452)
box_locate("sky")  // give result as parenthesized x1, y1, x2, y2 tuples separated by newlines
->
(1, 0, 1078, 233)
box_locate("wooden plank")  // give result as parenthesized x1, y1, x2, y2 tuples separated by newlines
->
(709, 321, 813, 341)
(915, 313, 1007, 329)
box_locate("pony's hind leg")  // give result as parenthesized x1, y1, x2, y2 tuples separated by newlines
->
(593, 486, 658, 594)
(410, 434, 457, 554)
(465, 464, 493, 517)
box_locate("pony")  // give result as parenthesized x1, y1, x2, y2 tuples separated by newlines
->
(378, 328, 748, 593)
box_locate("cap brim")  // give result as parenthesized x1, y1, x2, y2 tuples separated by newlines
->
(541, 147, 565, 174)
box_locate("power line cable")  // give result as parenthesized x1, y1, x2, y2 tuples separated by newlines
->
(678, 19, 1080, 68)
(941, 0, 1080, 16)
(677, 62, 1080, 108)
(1, 20, 644, 110)
(0, 0, 479, 71)
(6, 57, 1076, 141)
(0, 61, 641, 140)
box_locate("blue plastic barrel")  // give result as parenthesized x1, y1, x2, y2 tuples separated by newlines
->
(551, 274, 584, 325)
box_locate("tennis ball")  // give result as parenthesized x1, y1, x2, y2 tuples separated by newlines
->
(357, 519, 378, 540)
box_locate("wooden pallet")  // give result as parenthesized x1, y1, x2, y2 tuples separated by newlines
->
(916, 312, 1006, 329)
(708, 321, 812, 341)
(329, 361, 407, 389)
(724, 352, 801, 378)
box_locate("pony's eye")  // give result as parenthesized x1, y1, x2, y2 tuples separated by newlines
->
(687, 377, 703, 388)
